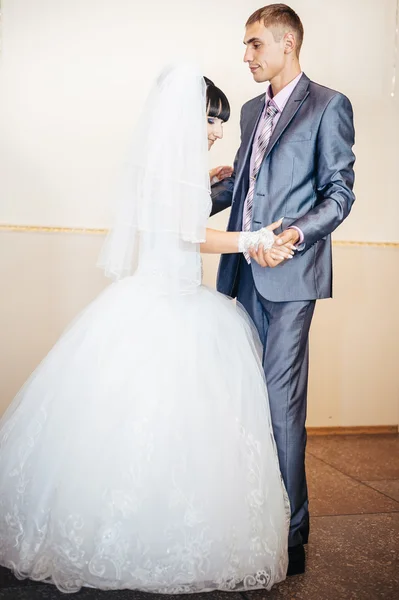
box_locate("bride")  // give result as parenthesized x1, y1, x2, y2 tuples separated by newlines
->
(0, 64, 292, 594)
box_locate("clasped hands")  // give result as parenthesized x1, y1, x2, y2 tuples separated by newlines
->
(248, 219, 299, 268)
(210, 165, 298, 268)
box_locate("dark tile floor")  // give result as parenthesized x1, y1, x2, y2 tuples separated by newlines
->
(1, 434, 398, 600)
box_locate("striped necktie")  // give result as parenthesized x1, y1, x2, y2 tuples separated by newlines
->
(243, 102, 279, 262)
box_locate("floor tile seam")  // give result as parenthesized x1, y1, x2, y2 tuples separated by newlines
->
(361, 478, 399, 483)
(306, 451, 399, 505)
(355, 481, 399, 506)
(312, 510, 399, 518)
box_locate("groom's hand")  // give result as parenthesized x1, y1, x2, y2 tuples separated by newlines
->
(275, 228, 300, 250)
(254, 228, 300, 267)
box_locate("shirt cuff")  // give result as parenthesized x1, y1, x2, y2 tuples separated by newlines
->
(288, 226, 304, 245)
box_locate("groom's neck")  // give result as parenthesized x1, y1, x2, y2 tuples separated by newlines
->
(270, 61, 302, 96)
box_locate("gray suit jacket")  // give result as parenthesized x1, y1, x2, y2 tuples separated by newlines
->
(211, 73, 356, 302)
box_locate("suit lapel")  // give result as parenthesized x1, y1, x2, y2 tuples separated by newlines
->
(234, 74, 311, 204)
(264, 73, 310, 159)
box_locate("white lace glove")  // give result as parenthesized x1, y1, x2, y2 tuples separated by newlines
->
(238, 227, 275, 254)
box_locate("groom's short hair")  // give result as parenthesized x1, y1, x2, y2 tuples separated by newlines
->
(246, 4, 304, 56)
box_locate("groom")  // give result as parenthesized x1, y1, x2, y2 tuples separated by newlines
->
(211, 4, 355, 575)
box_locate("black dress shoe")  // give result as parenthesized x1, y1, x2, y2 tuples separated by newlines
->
(287, 543, 305, 576)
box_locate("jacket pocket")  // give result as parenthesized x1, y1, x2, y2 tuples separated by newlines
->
(282, 131, 312, 143)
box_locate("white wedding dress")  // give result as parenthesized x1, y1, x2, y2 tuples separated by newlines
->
(0, 234, 290, 593)
(0, 63, 290, 594)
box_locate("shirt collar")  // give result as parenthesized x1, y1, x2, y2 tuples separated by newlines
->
(265, 72, 303, 112)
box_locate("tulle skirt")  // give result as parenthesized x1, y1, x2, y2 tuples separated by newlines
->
(0, 276, 290, 593)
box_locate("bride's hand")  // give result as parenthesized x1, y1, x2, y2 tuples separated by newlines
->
(209, 165, 233, 184)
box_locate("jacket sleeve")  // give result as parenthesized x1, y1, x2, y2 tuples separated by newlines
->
(290, 93, 356, 250)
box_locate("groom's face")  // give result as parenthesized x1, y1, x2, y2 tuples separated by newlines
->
(243, 21, 286, 83)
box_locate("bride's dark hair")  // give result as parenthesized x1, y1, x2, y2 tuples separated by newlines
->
(204, 77, 230, 123)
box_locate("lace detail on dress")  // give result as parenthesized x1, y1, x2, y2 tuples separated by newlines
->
(0, 413, 289, 593)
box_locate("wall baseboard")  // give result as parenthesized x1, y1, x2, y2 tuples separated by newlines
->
(307, 425, 398, 436)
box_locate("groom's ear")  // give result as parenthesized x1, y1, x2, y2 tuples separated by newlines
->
(283, 32, 296, 54)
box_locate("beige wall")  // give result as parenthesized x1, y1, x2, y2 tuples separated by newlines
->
(1, 0, 398, 238)
(0, 0, 399, 425)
